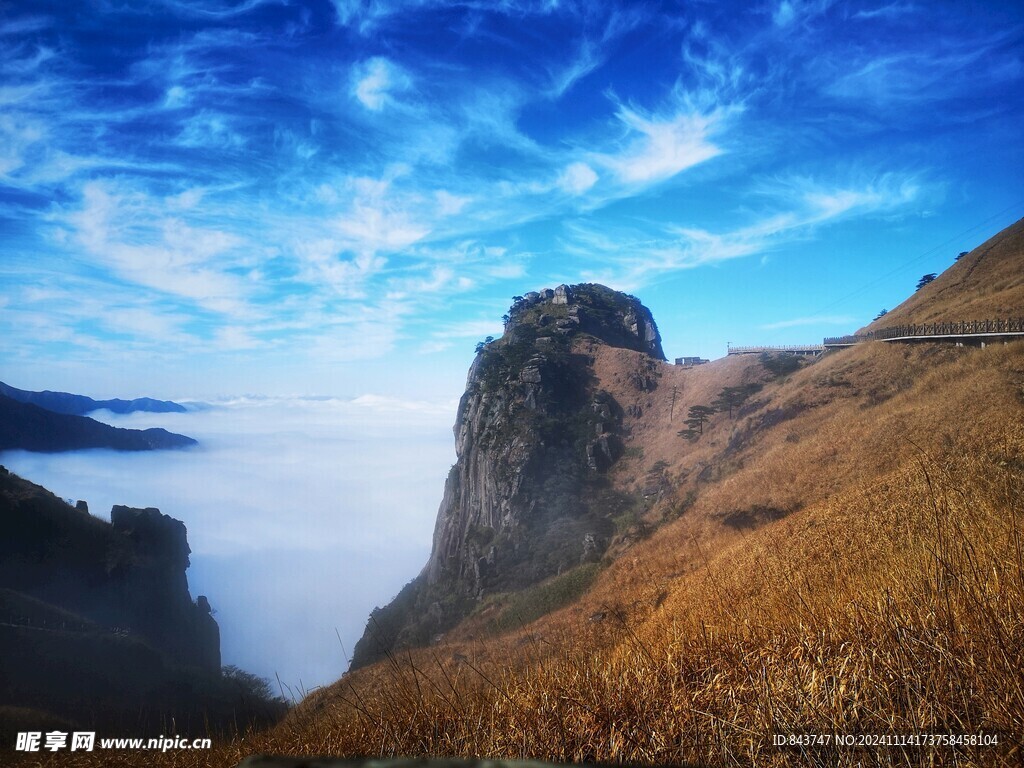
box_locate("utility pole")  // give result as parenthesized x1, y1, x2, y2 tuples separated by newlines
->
(670, 385, 677, 421)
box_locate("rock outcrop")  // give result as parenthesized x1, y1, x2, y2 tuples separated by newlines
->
(0, 469, 219, 673)
(350, 284, 664, 669)
(109, 505, 221, 671)
(0, 467, 296, 737)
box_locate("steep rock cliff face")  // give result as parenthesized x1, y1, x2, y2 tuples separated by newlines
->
(109, 505, 221, 672)
(0, 468, 219, 672)
(350, 284, 664, 669)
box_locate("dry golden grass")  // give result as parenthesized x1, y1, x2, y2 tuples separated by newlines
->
(35, 430, 1017, 767)
(18, 338, 1024, 768)
(13, 329, 1024, 768)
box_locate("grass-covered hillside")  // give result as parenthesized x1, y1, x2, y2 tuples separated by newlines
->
(253, 340, 1023, 768)
(865, 216, 1024, 329)
(18, 222, 1024, 768)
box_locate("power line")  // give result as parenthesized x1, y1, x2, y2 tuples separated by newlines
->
(749, 202, 1024, 350)
(809, 201, 1024, 318)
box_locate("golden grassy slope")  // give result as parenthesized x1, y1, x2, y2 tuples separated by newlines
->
(266, 342, 1024, 768)
(25, 338, 1023, 768)
(17, 224, 1024, 768)
(866, 216, 1024, 329)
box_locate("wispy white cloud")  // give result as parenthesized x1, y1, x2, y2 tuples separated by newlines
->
(557, 162, 599, 194)
(212, 326, 264, 351)
(331, 170, 430, 252)
(303, 304, 407, 362)
(165, 186, 207, 210)
(435, 190, 470, 215)
(545, 8, 651, 98)
(486, 259, 527, 280)
(0, 16, 54, 37)
(765, 173, 923, 221)
(0, 114, 44, 177)
(564, 172, 926, 290)
(831, 54, 960, 105)
(417, 339, 453, 355)
(329, 0, 586, 35)
(292, 239, 386, 301)
(595, 93, 740, 186)
(289, 167, 435, 302)
(176, 111, 247, 149)
(349, 393, 458, 415)
(851, 3, 917, 21)
(64, 180, 253, 317)
(351, 57, 410, 111)
(821, 25, 1021, 110)
(430, 317, 505, 341)
(102, 307, 189, 340)
(157, 0, 284, 19)
(679, 30, 746, 95)
(0, 268, 217, 361)
(455, 85, 548, 161)
(163, 84, 191, 109)
(330, 0, 407, 34)
(404, 241, 528, 283)
(547, 41, 600, 99)
(385, 265, 458, 298)
(0, 44, 56, 76)
(771, 0, 836, 28)
(773, 1, 797, 27)
(760, 314, 854, 330)
(0, 83, 46, 107)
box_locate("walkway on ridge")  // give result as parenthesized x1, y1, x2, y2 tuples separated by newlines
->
(724, 317, 1024, 357)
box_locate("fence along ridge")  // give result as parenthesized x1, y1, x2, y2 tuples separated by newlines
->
(823, 317, 1024, 346)
(729, 343, 824, 352)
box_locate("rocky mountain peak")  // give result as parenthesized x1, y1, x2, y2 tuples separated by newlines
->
(350, 284, 665, 670)
(504, 283, 665, 360)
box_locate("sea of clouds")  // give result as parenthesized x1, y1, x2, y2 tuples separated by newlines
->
(0, 394, 458, 694)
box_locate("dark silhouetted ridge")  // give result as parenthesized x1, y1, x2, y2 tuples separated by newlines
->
(0, 394, 196, 452)
(0, 380, 187, 416)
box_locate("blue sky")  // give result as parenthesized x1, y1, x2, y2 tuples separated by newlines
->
(1, 0, 1023, 694)
(1, 0, 1023, 400)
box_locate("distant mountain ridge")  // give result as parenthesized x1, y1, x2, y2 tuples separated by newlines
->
(0, 394, 197, 452)
(0, 380, 187, 416)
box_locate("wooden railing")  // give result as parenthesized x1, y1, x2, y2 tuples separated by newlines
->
(824, 318, 1024, 346)
(728, 344, 824, 355)
(822, 334, 863, 346)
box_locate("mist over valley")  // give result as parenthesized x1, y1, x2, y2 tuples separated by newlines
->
(0, 394, 456, 690)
